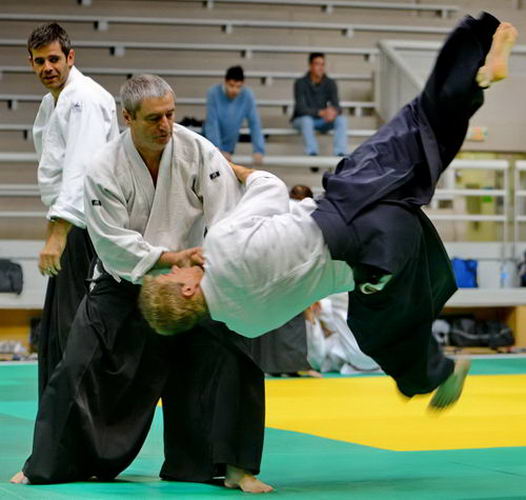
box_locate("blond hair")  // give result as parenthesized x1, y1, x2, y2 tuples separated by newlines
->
(139, 275, 205, 335)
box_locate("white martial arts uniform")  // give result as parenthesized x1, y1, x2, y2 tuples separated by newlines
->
(27, 125, 266, 484)
(201, 171, 355, 337)
(33, 66, 119, 227)
(306, 293, 380, 374)
(85, 124, 243, 282)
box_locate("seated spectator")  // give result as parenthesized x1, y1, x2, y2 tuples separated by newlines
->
(291, 53, 348, 157)
(204, 65, 265, 164)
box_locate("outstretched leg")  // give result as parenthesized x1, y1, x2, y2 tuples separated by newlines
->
(313, 14, 517, 234)
(420, 13, 516, 167)
(313, 14, 516, 412)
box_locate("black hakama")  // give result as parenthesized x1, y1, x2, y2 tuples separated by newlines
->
(312, 12, 500, 396)
(37, 226, 95, 397)
(24, 269, 264, 483)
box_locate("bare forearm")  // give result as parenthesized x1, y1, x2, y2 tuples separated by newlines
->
(46, 217, 73, 238)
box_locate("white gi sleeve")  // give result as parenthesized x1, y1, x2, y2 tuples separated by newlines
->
(85, 167, 168, 284)
(47, 99, 114, 227)
(225, 170, 290, 220)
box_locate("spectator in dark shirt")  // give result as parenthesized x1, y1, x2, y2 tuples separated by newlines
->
(291, 53, 348, 156)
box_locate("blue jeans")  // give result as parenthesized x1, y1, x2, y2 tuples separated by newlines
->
(292, 115, 348, 156)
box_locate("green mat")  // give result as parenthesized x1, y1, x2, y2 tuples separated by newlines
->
(1, 361, 525, 499)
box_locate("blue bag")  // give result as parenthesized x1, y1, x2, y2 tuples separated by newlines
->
(451, 258, 478, 288)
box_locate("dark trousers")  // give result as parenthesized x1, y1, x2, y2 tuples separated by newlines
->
(24, 271, 264, 484)
(346, 209, 457, 396)
(420, 12, 498, 169)
(161, 317, 265, 481)
(312, 13, 500, 396)
(250, 313, 310, 374)
(37, 227, 95, 398)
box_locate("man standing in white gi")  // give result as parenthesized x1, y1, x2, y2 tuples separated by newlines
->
(27, 23, 119, 396)
(12, 74, 271, 493)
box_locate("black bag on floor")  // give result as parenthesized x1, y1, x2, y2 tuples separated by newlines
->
(449, 316, 514, 348)
(0, 259, 23, 294)
(477, 320, 514, 348)
(449, 317, 479, 347)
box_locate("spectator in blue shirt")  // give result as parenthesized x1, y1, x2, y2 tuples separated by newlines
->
(204, 66, 265, 164)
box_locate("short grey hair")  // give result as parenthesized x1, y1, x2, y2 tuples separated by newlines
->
(120, 74, 175, 117)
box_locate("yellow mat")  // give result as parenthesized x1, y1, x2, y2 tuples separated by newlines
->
(265, 374, 526, 451)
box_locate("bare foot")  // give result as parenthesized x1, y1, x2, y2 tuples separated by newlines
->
(429, 359, 471, 411)
(10, 471, 30, 484)
(225, 465, 274, 494)
(476, 22, 518, 87)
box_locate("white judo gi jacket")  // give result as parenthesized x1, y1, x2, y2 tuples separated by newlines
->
(85, 124, 243, 284)
(33, 66, 119, 227)
(201, 171, 355, 337)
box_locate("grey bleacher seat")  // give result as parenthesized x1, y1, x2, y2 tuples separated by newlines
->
(0, 94, 376, 116)
(0, 125, 376, 143)
(196, 0, 458, 18)
(0, 152, 37, 162)
(79, 0, 459, 18)
(0, 153, 340, 228)
(0, 153, 342, 228)
(0, 123, 33, 140)
(0, 38, 379, 61)
(0, 151, 344, 169)
(0, 184, 40, 196)
(0, 65, 372, 86)
(0, 0, 385, 238)
(186, 0, 459, 18)
(0, 13, 452, 38)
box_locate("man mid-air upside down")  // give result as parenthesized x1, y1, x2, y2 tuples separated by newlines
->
(140, 13, 517, 410)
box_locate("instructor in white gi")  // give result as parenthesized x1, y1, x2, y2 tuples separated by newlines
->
(14, 75, 270, 493)
(28, 22, 119, 396)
